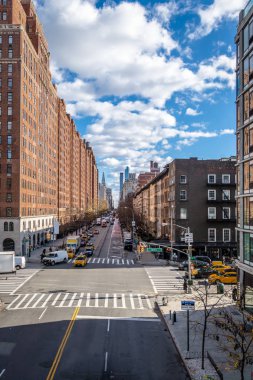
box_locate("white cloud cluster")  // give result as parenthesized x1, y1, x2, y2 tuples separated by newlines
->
(35, 0, 236, 200)
(189, 0, 246, 39)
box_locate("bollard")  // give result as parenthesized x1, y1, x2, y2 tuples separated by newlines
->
(172, 311, 177, 324)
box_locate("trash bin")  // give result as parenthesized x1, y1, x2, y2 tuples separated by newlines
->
(217, 282, 224, 294)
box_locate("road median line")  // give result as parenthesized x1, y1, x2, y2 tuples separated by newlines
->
(46, 306, 79, 380)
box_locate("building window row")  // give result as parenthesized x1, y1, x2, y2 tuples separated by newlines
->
(208, 189, 231, 200)
(208, 207, 232, 220)
(208, 228, 231, 242)
(3, 221, 13, 231)
(208, 174, 231, 184)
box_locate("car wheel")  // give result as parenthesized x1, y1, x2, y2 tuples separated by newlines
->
(51, 261, 55, 266)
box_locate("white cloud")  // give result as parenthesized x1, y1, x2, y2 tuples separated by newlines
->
(220, 128, 235, 135)
(186, 108, 202, 116)
(189, 0, 246, 40)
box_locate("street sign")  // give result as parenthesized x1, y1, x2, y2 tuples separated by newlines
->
(132, 221, 136, 227)
(181, 300, 195, 311)
(147, 248, 163, 253)
(184, 233, 193, 243)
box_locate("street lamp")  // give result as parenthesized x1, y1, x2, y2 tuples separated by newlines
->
(174, 224, 193, 292)
(124, 206, 135, 245)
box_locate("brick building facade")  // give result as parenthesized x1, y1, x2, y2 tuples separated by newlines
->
(0, 0, 99, 255)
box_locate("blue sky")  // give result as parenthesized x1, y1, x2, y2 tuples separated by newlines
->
(36, 0, 247, 202)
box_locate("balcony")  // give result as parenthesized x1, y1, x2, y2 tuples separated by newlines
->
(207, 182, 235, 187)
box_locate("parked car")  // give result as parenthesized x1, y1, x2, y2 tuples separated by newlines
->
(93, 229, 99, 234)
(86, 243, 95, 251)
(208, 271, 237, 284)
(73, 255, 88, 267)
(42, 251, 68, 266)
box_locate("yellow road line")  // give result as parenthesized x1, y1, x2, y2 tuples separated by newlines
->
(46, 307, 80, 380)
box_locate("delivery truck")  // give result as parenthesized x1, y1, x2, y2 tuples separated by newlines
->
(66, 236, 81, 255)
(0, 251, 15, 273)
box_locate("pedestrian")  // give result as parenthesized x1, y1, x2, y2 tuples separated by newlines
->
(183, 277, 187, 292)
(232, 287, 237, 302)
(49, 247, 52, 252)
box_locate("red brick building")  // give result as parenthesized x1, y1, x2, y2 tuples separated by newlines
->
(0, 0, 99, 254)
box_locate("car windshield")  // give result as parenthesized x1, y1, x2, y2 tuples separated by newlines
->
(47, 253, 57, 257)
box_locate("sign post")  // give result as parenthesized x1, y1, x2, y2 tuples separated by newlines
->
(181, 300, 195, 352)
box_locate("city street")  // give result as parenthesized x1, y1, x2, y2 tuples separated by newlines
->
(0, 220, 189, 380)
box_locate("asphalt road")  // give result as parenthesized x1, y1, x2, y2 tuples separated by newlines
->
(0, 220, 189, 380)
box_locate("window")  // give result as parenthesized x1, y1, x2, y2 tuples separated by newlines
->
(180, 190, 187, 200)
(244, 24, 249, 52)
(23, 221, 26, 230)
(208, 190, 216, 200)
(0, 36, 2, 44)
(4, 222, 8, 231)
(8, 79, 12, 88)
(3, 12, 7, 21)
(8, 48, 13, 58)
(208, 228, 216, 242)
(208, 207, 216, 219)
(244, 91, 249, 120)
(8, 36, 13, 45)
(7, 135, 12, 145)
(6, 193, 12, 202)
(7, 149, 12, 159)
(9, 222, 14, 231)
(0, 49, 2, 58)
(180, 208, 187, 219)
(7, 107, 12, 116)
(223, 229, 231, 242)
(208, 174, 216, 184)
(8, 93, 12, 102)
(222, 207, 231, 220)
(222, 190, 230, 201)
(7, 164, 11, 174)
(6, 178, 11, 189)
(7, 121, 12, 130)
(180, 175, 187, 184)
(2, 0, 7, 6)
(8, 64, 12, 74)
(244, 57, 249, 86)
(222, 174, 230, 184)
(6, 207, 12, 217)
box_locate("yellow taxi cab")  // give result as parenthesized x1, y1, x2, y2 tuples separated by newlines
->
(208, 271, 237, 284)
(86, 243, 95, 251)
(67, 248, 75, 259)
(211, 263, 231, 273)
(73, 255, 88, 267)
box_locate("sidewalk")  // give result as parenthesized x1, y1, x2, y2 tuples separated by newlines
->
(158, 286, 252, 380)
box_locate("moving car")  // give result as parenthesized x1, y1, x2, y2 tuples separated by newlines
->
(15, 256, 26, 270)
(211, 263, 231, 274)
(42, 251, 68, 266)
(85, 247, 94, 257)
(208, 271, 237, 284)
(86, 243, 95, 251)
(73, 255, 88, 267)
(124, 238, 133, 251)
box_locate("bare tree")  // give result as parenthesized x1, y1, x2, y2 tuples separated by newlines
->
(192, 283, 233, 370)
(213, 299, 253, 380)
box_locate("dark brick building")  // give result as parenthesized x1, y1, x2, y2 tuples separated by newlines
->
(134, 157, 237, 258)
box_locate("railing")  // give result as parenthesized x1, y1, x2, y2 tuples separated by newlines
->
(244, 0, 253, 17)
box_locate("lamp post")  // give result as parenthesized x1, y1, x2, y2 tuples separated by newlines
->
(174, 224, 193, 292)
(124, 206, 135, 246)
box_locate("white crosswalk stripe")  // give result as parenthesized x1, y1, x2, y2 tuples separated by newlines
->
(85, 258, 134, 265)
(0, 269, 40, 295)
(6, 292, 153, 311)
(145, 267, 184, 294)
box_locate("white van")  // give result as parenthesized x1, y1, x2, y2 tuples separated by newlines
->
(15, 256, 26, 270)
(42, 250, 68, 266)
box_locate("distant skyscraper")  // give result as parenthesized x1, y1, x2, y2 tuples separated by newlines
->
(125, 166, 129, 181)
(120, 172, 124, 197)
(102, 172, 106, 186)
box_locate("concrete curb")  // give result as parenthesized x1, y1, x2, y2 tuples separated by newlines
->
(155, 301, 193, 380)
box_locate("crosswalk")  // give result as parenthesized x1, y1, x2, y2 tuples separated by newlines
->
(6, 292, 153, 311)
(69, 257, 135, 265)
(0, 269, 40, 295)
(145, 267, 184, 294)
